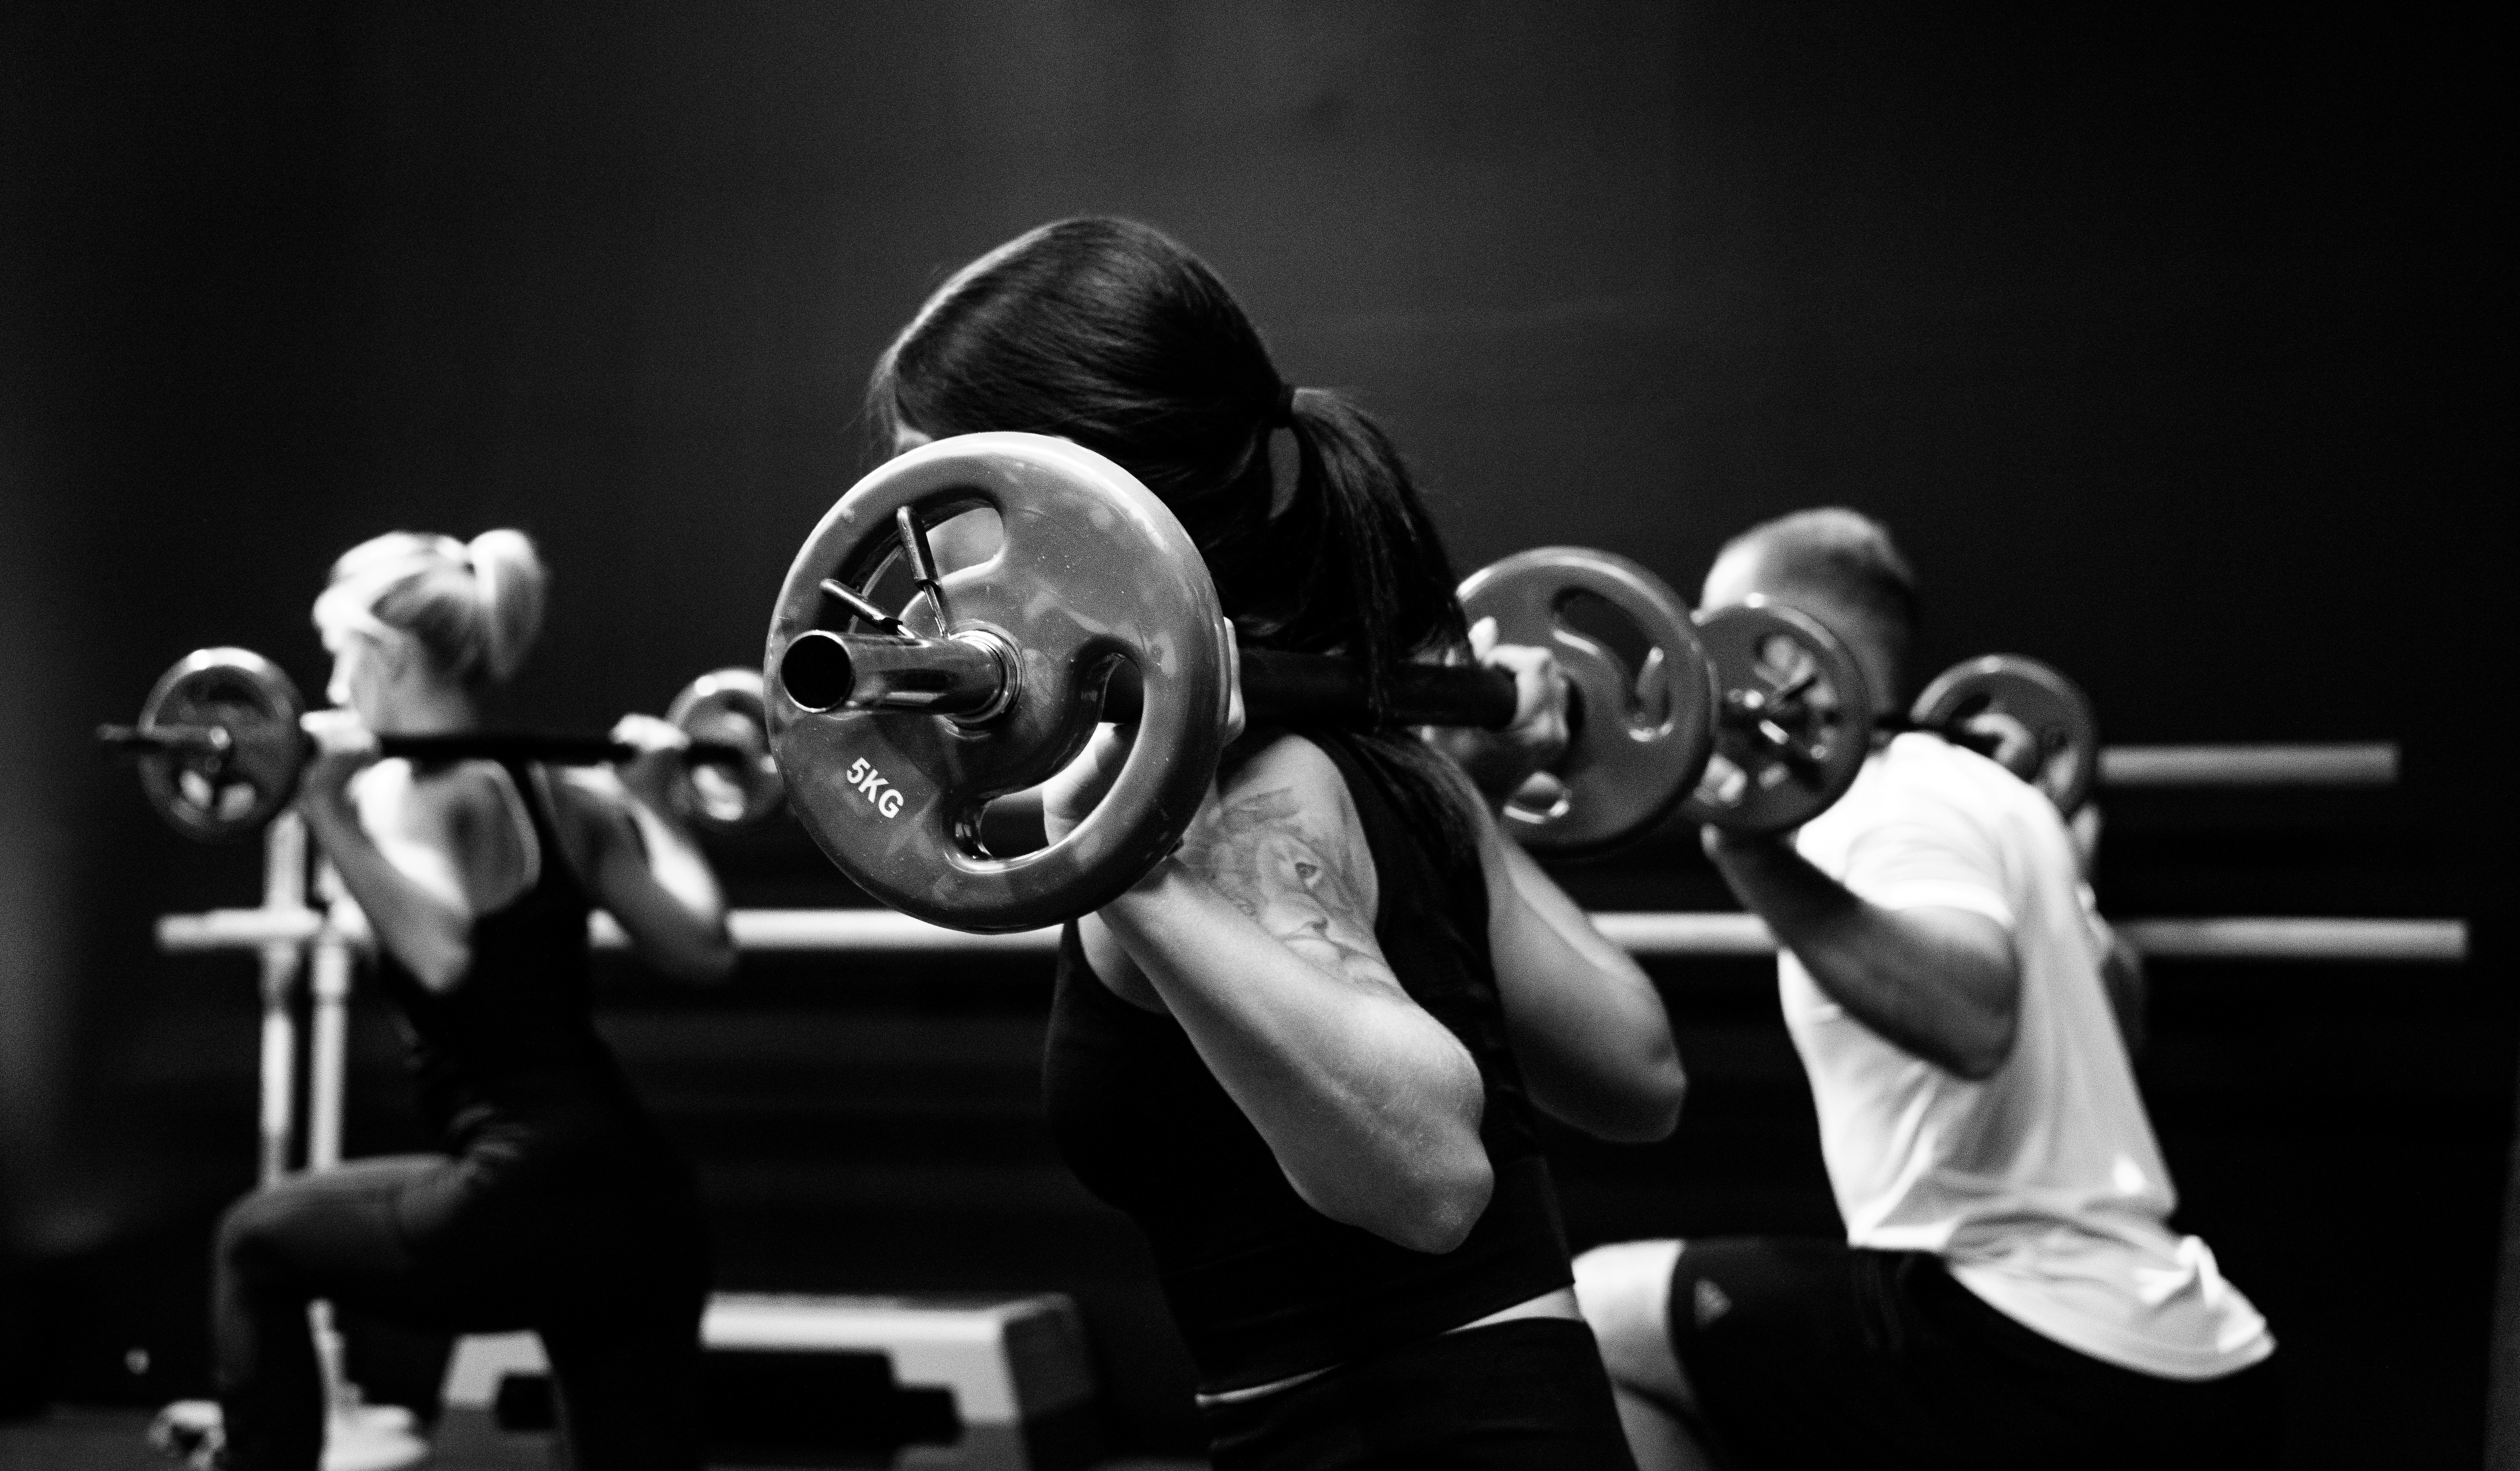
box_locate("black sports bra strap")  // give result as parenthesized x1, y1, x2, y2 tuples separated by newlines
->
(498, 759, 584, 900)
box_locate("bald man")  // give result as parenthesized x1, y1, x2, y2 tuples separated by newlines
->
(1574, 509, 2277, 1470)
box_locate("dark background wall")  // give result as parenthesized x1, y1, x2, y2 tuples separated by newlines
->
(3, 0, 2507, 1462)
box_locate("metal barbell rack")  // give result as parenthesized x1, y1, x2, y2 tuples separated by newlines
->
(161, 902, 2469, 966)
(164, 737, 2460, 1271)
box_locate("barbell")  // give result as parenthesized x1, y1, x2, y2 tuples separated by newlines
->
(762, 434, 1881, 933)
(98, 650, 786, 842)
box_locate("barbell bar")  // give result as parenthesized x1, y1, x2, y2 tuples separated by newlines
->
(763, 435, 1878, 933)
(98, 651, 787, 840)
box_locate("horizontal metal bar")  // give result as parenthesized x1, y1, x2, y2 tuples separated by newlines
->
(2097, 742, 2397, 789)
(161, 909, 345, 949)
(1593, 912, 1777, 956)
(2112, 916, 2465, 962)
(596, 909, 1064, 955)
(159, 908, 2467, 965)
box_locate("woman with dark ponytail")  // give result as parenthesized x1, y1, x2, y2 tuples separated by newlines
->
(872, 219, 1685, 1469)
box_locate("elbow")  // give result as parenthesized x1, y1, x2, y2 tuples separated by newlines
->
(1382, 1149, 1495, 1255)
(1300, 1130, 1494, 1255)
(1941, 1014, 2018, 1082)
(1561, 1057, 1687, 1144)
(697, 923, 740, 981)
(675, 930, 740, 985)
(1620, 1043, 1690, 1140)
(1606, 1066, 1687, 1143)
(407, 940, 472, 994)
(1569, 1041, 1689, 1143)
(635, 921, 737, 985)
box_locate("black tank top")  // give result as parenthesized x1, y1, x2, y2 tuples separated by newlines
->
(1042, 729, 1573, 1393)
(372, 760, 667, 1171)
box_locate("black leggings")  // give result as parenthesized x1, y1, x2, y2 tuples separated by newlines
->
(1199, 1317, 1639, 1471)
(211, 1150, 709, 1471)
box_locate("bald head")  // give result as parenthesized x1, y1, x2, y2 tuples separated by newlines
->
(1701, 508, 1917, 709)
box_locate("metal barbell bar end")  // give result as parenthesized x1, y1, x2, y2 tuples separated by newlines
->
(778, 628, 1019, 723)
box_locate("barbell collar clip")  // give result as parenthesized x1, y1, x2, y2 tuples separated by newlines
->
(817, 577, 904, 635)
(896, 506, 952, 629)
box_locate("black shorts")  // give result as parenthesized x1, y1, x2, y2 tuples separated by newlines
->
(1200, 1318, 1637, 1471)
(1665, 1238, 2279, 1471)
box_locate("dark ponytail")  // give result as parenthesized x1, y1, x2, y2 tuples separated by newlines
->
(868, 217, 1480, 843)
(1257, 387, 1470, 712)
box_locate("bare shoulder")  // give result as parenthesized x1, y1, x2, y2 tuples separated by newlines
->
(363, 758, 508, 840)
(1220, 734, 1358, 826)
(1202, 736, 1370, 886)
(550, 761, 633, 813)
(352, 760, 534, 910)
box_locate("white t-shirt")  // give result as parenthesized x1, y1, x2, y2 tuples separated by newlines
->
(1781, 733, 2273, 1381)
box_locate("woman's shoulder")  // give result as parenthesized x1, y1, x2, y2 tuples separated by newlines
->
(362, 756, 512, 827)
(541, 762, 644, 846)
(1220, 730, 1360, 826)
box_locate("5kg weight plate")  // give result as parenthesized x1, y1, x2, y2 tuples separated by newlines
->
(765, 433, 1229, 934)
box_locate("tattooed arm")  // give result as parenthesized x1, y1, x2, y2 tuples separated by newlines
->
(1079, 733, 1495, 1254)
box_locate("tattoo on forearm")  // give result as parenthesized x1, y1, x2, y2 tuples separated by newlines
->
(1178, 783, 1391, 987)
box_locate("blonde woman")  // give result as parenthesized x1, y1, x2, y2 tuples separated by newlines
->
(203, 531, 732, 1471)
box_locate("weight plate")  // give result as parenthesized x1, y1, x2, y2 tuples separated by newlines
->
(135, 648, 308, 843)
(665, 667, 787, 832)
(1457, 547, 1714, 856)
(1911, 653, 2097, 814)
(765, 433, 1229, 934)
(1682, 599, 1873, 835)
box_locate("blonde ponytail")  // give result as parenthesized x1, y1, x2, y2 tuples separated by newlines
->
(463, 529, 546, 686)
(312, 527, 547, 690)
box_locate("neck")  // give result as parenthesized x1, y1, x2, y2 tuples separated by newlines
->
(375, 684, 480, 737)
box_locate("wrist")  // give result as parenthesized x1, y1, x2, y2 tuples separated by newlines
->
(299, 783, 358, 823)
(620, 779, 675, 824)
(1700, 824, 1792, 864)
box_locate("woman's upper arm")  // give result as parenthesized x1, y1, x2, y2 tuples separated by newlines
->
(550, 768, 736, 977)
(1477, 805, 1685, 1140)
(548, 769, 678, 930)
(1179, 737, 1395, 991)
